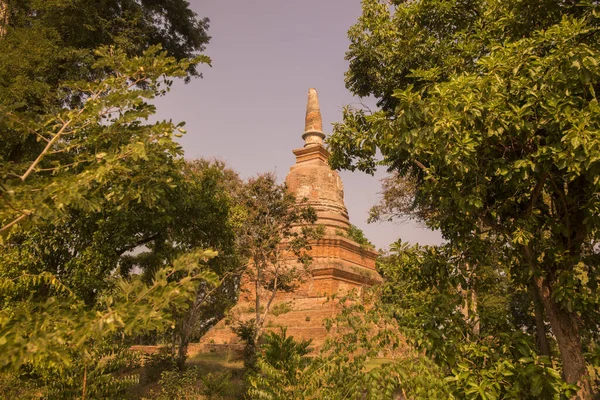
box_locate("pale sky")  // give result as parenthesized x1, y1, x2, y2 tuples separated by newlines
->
(153, 0, 443, 249)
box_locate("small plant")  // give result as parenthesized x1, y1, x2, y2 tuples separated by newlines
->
(262, 328, 311, 374)
(247, 328, 312, 398)
(305, 316, 311, 322)
(336, 225, 375, 249)
(271, 302, 293, 316)
(200, 372, 234, 399)
(151, 367, 201, 400)
(232, 319, 258, 371)
(246, 305, 265, 313)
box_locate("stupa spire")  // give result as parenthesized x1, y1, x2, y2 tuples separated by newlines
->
(302, 88, 326, 147)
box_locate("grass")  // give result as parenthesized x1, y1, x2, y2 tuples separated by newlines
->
(364, 358, 393, 371)
(187, 351, 245, 399)
(270, 302, 293, 316)
(188, 350, 243, 369)
(128, 348, 246, 399)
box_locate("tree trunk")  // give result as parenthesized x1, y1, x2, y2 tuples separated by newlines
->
(529, 282, 551, 357)
(534, 277, 593, 399)
(175, 307, 195, 370)
(254, 265, 261, 341)
(176, 331, 189, 370)
(458, 262, 479, 338)
(458, 283, 470, 340)
(0, 0, 7, 37)
(470, 288, 480, 336)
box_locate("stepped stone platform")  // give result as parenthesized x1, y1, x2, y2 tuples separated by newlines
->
(200, 88, 382, 350)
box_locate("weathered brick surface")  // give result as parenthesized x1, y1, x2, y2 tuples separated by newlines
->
(200, 89, 382, 351)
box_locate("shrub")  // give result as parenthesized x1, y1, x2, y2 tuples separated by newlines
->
(200, 372, 234, 399)
(271, 302, 292, 316)
(150, 368, 201, 400)
(143, 347, 177, 383)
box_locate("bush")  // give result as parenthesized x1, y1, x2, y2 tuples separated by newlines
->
(145, 367, 201, 400)
(248, 328, 312, 398)
(0, 372, 41, 399)
(271, 302, 292, 316)
(143, 347, 177, 383)
(144, 369, 234, 400)
(0, 344, 142, 399)
(200, 372, 234, 399)
(232, 320, 258, 371)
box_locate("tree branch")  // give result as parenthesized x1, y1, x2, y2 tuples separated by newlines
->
(115, 233, 160, 256)
(0, 212, 29, 233)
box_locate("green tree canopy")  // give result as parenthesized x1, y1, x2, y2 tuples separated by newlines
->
(329, 0, 600, 396)
(0, 0, 210, 166)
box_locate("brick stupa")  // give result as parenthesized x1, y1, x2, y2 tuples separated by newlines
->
(201, 89, 382, 349)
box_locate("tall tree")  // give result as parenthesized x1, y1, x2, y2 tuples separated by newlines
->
(0, 0, 210, 166)
(0, 46, 220, 398)
(233, 173, 321, 369)
(329, 0, 600, 396)
(0, 1, 222, 395)
(168, 159, 244, 369)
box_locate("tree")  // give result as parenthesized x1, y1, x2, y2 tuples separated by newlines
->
(233, 173, 322, 369)
(0, 44, 225, 397)
(377, 241, 576, 399)
(0, 0, 210, 175)
(0, 245, 219, 398)
(329, 0, 600, 396)
(168, 160, 244, 369)
(0, 1, 225, 395)
(0, 44, 208, 235)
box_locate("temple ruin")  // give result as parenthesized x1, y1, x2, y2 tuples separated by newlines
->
(201, 88, 382, 348)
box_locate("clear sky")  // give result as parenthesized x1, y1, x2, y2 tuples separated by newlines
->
(153, 0, 443, 249)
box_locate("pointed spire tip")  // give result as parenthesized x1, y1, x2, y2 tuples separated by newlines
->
(303, 88, 325, 146)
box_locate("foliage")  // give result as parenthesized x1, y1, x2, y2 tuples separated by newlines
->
(270, 302, 292, 316)
(143, 347, 178, 383)
(377, 240, 578, 399)
(368, 172, 429, 223)
(0, 1, 211, 221)
(329, 0, 600, 394)
(0, 32, 228, 398)
(340, 224, 375, 248)
(167, 160, 243, 368)
(248, 293, 449, 400)
(0, 248, 218, 398)
(232, 319, 259, 372)
(262, 328, 310, 379)
(0, 1, 242, 398)
(248, 328, 311, 399)
(233, 173, 323, 365)
(0, 0, 209, 118)
(446, 337, 577, 399)
(0, 371, 41, 399)
(34, 342, 142, 399)
(342, 0, 587, 113)
(1, 37, 241, 373)
(144, 358, 234, 400)
(0, 45, 207, 235)
(200, 371, 235, 400)
(152, 367, 202, 400)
